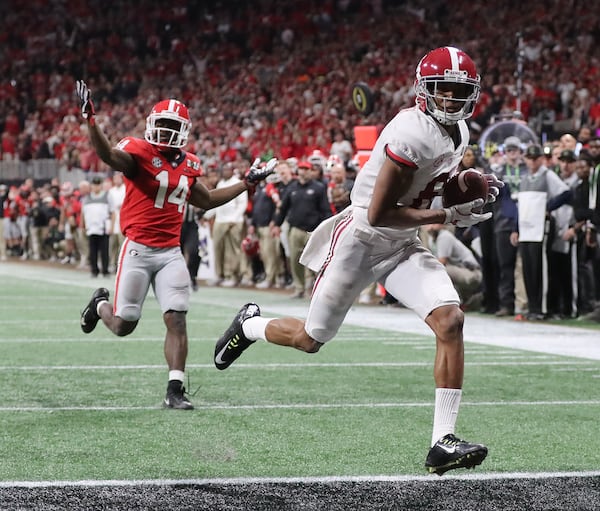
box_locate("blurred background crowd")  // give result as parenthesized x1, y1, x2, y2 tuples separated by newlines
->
(2, 0, 600, 321)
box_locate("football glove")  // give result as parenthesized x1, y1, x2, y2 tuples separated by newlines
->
(244, 158, 278, 188)
(483, 172, 504, 203)
(443, 198, 492, 227)
(75, 80, 96, 120)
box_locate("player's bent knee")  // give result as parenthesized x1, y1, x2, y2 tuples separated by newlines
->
(113, 319, 138, 337)
(292, 331, 322, 353)
(431, 305, 464, 340)
(305, 340, 323, 353)
(164, 310, 187, 333)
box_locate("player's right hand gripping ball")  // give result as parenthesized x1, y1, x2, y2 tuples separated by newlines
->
(442, 169, 489, 212)
(75, 80, 96, 120)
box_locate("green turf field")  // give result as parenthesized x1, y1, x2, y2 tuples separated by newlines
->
(1, 262, 600, 509)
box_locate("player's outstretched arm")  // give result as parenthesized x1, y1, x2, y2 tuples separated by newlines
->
(75, 80, 137, 177)
(189, 158, 277, 210)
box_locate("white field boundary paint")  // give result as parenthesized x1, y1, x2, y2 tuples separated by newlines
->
(1, 399, 600, 412)
(1, 470, 600, 488)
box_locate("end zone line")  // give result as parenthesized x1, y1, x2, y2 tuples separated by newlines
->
(1, 471, 600, 488)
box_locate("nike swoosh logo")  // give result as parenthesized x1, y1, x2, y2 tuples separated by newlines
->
(438, 444, 457, 454)
(215, 341, 233, 365)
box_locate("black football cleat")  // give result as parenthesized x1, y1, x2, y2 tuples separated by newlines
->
(80, 287, 110, 334)
(425, 433, 488, 476)
(163, 381, 194, 410)
(214, 303, 261, 370)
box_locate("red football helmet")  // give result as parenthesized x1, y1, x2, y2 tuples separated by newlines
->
(241, 235, 260, 257)
(414, 46, 480, 125)
(145, 99, 191, 149)
(326, 154, 343, 170)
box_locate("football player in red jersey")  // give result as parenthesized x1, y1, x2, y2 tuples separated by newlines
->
(75, 80, 276, 410)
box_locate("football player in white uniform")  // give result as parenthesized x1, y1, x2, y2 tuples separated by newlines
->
(213, 47, 502, 475)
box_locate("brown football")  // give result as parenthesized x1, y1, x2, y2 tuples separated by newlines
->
(442, 169, 489, 210)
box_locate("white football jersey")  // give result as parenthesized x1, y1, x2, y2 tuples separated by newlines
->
(350, 105, 469, 240)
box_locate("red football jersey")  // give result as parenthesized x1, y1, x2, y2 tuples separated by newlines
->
(117, 137, 202, 247)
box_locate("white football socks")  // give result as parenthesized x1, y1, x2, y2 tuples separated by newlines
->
(169, 370, 185, 383)
(96, 299, 108, 317)
(242, 316, 271, 341)
(431, 388, 462, 447)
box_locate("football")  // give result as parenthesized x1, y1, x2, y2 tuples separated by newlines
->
(442, 169, 489, 210)
(351, 82, 375, 116)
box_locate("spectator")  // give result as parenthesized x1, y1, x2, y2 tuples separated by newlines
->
(39, 193, 61, 260)
(329, 130, 354, 164)
(202, 162, 249, 287)
(3, 186, 23, 256)
(490, 136, 528, 317)
(75, 180, 91, 269)
(107, 172, 126, 273)
(14, 184, 32, 259)
(251, 175, 282, 289)
(547, 149, 578, 318)
(272, 160, 331, 298)
(28, 189, 49, 260)
(58, 181, 82, 265)
(563, 155, 596, 316)
(510, 144, 570, 320)
(326, 159, 353, 214)
(80, 176, 111, 278)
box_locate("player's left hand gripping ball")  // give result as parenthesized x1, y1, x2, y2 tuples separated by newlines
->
(245, 158, 278, 187)
(75, 80, 96, 120)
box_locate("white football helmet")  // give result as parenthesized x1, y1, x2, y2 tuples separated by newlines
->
(415, 46, 480, 125)
(144, 99, 191, 149)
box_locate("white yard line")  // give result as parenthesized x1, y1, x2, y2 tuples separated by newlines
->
(2, 470, 600, 488)
(0, 360, 594, 371)
(1, 399, 599, 412)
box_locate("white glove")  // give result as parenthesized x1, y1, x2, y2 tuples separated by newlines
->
(244, 157, 278, 187)
(75, 80, 95, 120)
(483, 172, 504, 203)
(443, 198, 492, 227)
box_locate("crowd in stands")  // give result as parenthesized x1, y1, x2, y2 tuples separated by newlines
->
(2, 0, 600, 320)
